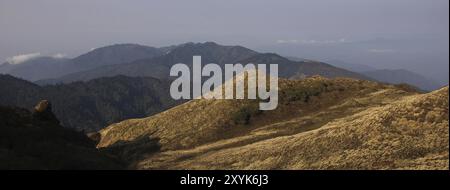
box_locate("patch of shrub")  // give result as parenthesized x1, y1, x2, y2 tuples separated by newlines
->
(232, 104, 261, 125)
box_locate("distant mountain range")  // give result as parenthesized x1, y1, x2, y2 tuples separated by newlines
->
(362, 69, 442, 91)
(0, 44, 166, 81)
(36, 42, 369, 85)
(324, 59, 442, 91)
(0, 41, 447, 170)
(1, 41, 443, 133)
(324, 59, 376, 72)
(0, 56, 70, 81)
(288, 57, 442, 91)
(1, 42, 441, 91)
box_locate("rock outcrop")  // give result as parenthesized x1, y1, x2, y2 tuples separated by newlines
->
(31, 100, 60, 124)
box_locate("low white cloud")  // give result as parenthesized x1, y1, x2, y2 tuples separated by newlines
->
(368, 49, 396, 53)
(6, 53, 42, 64)
(5, 52, 68, 64)
(276, 39, 300, 44)
(52, 53, 67, 59)
(276, 38, 349, 45)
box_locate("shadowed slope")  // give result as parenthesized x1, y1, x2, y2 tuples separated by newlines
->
(0, 74, 181, 132)
(0, 104, 123, 169)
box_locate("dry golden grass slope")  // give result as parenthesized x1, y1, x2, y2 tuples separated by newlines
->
(98, 76, 448, 170)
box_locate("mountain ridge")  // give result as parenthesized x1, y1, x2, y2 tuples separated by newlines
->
(96, 76, 448, 169)
(363, 69, 442, 91)
(1, 44, 166, 82)
(37, 42, 370, 84)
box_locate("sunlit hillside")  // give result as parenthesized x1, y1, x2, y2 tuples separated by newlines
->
(97, 76, 448, 169)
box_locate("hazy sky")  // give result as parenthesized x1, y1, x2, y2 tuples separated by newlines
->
(0, 0, 448, 83)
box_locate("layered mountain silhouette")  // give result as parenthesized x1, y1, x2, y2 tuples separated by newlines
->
(71, 43, 166, 68)
(36, 42, 369, 84)
(97, 75, 448, 169)
(242, 53, 370, 80)
(1, 42, 448, 170)
(0, 44, 166, 81)
(293, 58, 442, 91)
(0, 101, 122, 169)
(363, 69, 442, 91)
(0, 42, 376, 133)
(0, 74, 180, 132)
(324, 59, 376, 72)
(2, 42, 443, 91)
(0, 56, 70, 81)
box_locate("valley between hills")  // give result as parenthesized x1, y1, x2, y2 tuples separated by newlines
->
(0, 42, 448, 170)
